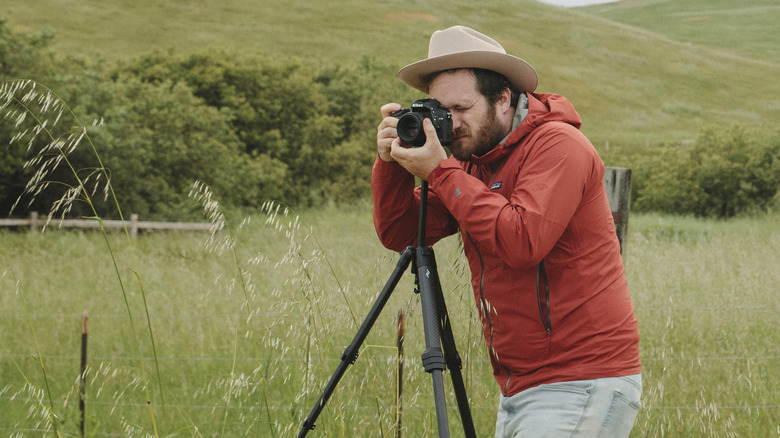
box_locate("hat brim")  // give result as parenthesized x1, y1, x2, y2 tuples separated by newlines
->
(398, 51, 538, 94)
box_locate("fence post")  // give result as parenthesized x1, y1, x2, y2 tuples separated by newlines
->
(604, 167, 632, 255)
(130, 214, 139, 239)
(80, 311, 88, 438)
(29, 211, 39, 233)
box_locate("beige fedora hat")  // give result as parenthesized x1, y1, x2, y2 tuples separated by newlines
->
(398, 25, 538, 94)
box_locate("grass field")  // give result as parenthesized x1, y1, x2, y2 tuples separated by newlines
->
(1, 204, 778, 436)
(1, 0, 779, 436)
(3, 0, 780, 147)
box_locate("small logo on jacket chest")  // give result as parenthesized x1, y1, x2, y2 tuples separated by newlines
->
(490, 181, 503, 190)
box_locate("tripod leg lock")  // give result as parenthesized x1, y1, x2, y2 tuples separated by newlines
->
(299, 419, 315, 436)
(341, 345, 360, 364)
(421, 347, 446, 373)
(447, 352, 464, 371)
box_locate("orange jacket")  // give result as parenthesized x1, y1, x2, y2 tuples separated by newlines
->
(372, 92, 640, 396)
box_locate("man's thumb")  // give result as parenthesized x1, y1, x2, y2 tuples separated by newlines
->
(424, 118, 436, 132)
(423, 118, 439, 141)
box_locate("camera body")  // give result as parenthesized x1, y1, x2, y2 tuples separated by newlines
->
(393, 98, 454, 147)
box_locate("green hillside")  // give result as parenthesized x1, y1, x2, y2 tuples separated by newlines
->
(3, 0, 780, 146)
(581, 0, 780, 65)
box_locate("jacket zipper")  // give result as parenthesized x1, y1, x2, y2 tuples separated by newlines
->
(536, 261, 552, 337)
(466, 232, 512, 395)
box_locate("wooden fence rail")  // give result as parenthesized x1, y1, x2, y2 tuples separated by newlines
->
(0, 167, 631, 245)
(0, 212, 219, 238)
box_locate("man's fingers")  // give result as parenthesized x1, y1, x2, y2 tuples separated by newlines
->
(381, 103, 403, 118)
(390, 138, 410, 160)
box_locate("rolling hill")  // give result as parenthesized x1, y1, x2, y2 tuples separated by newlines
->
(3, 0, 779, 145)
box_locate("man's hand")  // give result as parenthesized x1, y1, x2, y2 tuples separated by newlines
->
(376, 103, 403, 162)
(390, 118, 448, 180)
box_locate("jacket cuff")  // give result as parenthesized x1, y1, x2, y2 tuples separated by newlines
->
(373, 155, 406, 176)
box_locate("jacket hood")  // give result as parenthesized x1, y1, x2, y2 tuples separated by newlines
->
(470, 92, 583, 165)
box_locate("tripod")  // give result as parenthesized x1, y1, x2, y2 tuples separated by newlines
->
(297, 181, 476, 438)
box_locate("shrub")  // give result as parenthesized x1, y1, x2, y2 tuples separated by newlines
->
(634, 126, 780, 217)
(1, 17, 422, 217)
(0, 18, 57, 213)
(112, 51, 394, 207)
(86, 78, 286, 220)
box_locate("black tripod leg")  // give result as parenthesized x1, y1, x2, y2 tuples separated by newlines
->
(417, 246, 477, 438)
(297, 247, 414, 438)
(434, 282, 477, 438)
(415, 246, 451, 438)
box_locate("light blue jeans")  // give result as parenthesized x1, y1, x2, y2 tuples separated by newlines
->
(495, 374, 642, 438)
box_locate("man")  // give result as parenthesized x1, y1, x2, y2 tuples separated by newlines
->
(372, 26, 641, 437)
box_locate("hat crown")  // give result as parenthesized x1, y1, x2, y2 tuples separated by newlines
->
(429, 26, 507, 58)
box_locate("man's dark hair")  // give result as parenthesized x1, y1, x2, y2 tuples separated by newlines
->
(423, 68, 521, 107)
(473, 68, 521, 108)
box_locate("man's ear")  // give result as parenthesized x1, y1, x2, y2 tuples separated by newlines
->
(497, 88, 513, 115)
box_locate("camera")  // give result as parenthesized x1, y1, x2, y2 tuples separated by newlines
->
(393, 98, 454, 147)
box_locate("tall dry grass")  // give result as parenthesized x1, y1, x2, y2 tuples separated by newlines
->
(2, 207, 778, 435)
(1, 79, 172, 436)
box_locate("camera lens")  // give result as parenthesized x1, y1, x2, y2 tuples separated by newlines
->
(397, 113, 426, 146)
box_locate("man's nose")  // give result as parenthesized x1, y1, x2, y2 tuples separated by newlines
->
(450, 115, 463, 132)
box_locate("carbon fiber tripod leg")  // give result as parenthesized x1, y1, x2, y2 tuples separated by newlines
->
(415, 246, 476, 438)
(416, 245, 450, 437)
(297, 247, 414, 437)
(433, 267, 477, 437)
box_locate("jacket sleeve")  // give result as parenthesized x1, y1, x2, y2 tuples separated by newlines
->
(372, 156, 459, 252)
(427, 123, 595, 268)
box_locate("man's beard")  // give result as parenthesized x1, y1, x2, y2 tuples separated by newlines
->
(449, 104, 507, 162)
